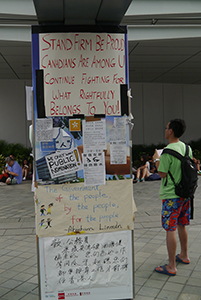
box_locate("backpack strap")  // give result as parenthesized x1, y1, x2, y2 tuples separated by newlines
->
(185, 143, 189, 156)
(167, 170, 175, 186)
(162, 144, 190, 160)
(161, 144, 189, 186)
(162, 148, 183, 161)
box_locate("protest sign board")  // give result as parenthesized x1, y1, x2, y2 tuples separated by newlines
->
(38, 32, 126, 117)
(39, 230, 133, 300)
(35, 180, 134, 238)
(32, 25, 134, 300)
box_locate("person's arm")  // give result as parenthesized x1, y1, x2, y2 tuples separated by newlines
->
(139, 164, 148, 170)
(152, 149, 167, 178)
(8, 163, 20, 177)
(5, 169, 18, 177)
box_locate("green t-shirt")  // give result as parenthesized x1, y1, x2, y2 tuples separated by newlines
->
(158, 141, 193, 199)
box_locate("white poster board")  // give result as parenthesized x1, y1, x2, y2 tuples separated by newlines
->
(35, 180, 134, 238)
(39, 32, 126, 116)
(39, 230, 133, 300)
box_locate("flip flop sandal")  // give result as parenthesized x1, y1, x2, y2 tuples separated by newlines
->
(176, 254, 190, 264)
(155, 264, 177, 276)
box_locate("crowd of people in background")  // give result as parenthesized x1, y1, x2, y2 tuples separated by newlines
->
(0, 151, 200, 186)
(133, 154, 161, 183)
(0, 155, 32, 185)
(133, 152, 201, 183)
(21, 158, 32, 181)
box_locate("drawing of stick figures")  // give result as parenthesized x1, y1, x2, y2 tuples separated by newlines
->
(40, 205, 46, 216)
(39, 219, 45, 229)
(45, 218, 52, 229)
(47, 203, 53, 215)
(35, 196, 41, 207)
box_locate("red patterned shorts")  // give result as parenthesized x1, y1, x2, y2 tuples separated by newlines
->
(162, 198, 190, 231)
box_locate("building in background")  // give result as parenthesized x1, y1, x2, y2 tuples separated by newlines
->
(1, 0, 201, 147)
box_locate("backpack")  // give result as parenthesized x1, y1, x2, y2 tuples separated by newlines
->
(162, 144, 198, 198)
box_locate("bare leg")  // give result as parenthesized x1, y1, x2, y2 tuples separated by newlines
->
(6, 178, 11, 185)
(177, 225, 190, 262)
(155, 230, 177, 273)
(166, 231, 177, 271)
(133, 168, 142, 182)
(142, 168, 149, 179)
(136, 168, 141, 179)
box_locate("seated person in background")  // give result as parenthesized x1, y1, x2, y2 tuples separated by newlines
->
(10, 154, 16, 161)
(0, 167, 9, 183)
(5, 156, 22, 185)
(21, 158, 32, 180)
(132, 166, 138, 180)
(193, 157, 201, 175)
(5, 154, 17, 171)
(145, 154, 161, 181)
(133, 154, 150, 183)
(148, 155, 157, 174)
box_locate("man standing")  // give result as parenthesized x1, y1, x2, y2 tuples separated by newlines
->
(153, 119, 191, 276)
(5, 156, 22, 185)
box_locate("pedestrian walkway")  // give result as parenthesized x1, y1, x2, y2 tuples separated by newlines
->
(0, 178, 201, 299)
(0, 181, 38, 300)
(134, 177, 201, 300)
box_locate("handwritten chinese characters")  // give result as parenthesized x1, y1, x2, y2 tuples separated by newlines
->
(43, 231, 131, 293)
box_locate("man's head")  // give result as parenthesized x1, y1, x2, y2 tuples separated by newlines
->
(165, 119, 186, 139)
(5, 157, 14, 167)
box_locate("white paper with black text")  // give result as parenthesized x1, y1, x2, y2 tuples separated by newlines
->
(39, 231, 133, 300)
(36, 118, 53, 142)
(82, 152, 105, 186)
(45, 149, 82, 178)
(82, 119, 106, 152)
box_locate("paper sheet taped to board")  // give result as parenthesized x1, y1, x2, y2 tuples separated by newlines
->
(40, 231, 133, 298)
(35, 180, 134, 237)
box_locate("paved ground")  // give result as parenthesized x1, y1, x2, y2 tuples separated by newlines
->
(0, 177, 201, 299)
(134, 176, 201, 300)
(0, 181, 38, 300)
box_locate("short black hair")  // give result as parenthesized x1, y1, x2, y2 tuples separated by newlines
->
(169, 119, 186, 138)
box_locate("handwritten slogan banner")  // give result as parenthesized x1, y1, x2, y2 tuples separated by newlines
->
(35, 180, 134, 238)
(40, 231, 133, 299)
(39, 32, 126, 116)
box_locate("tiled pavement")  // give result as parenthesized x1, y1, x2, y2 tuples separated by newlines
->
(0, 181, 38, 300)
(0, 178, 201, 299)
(134, 176, 201, 300)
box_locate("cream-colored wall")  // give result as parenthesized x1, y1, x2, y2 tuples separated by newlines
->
(130, 82, 201, 145)
(0, 79, 32, 147)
